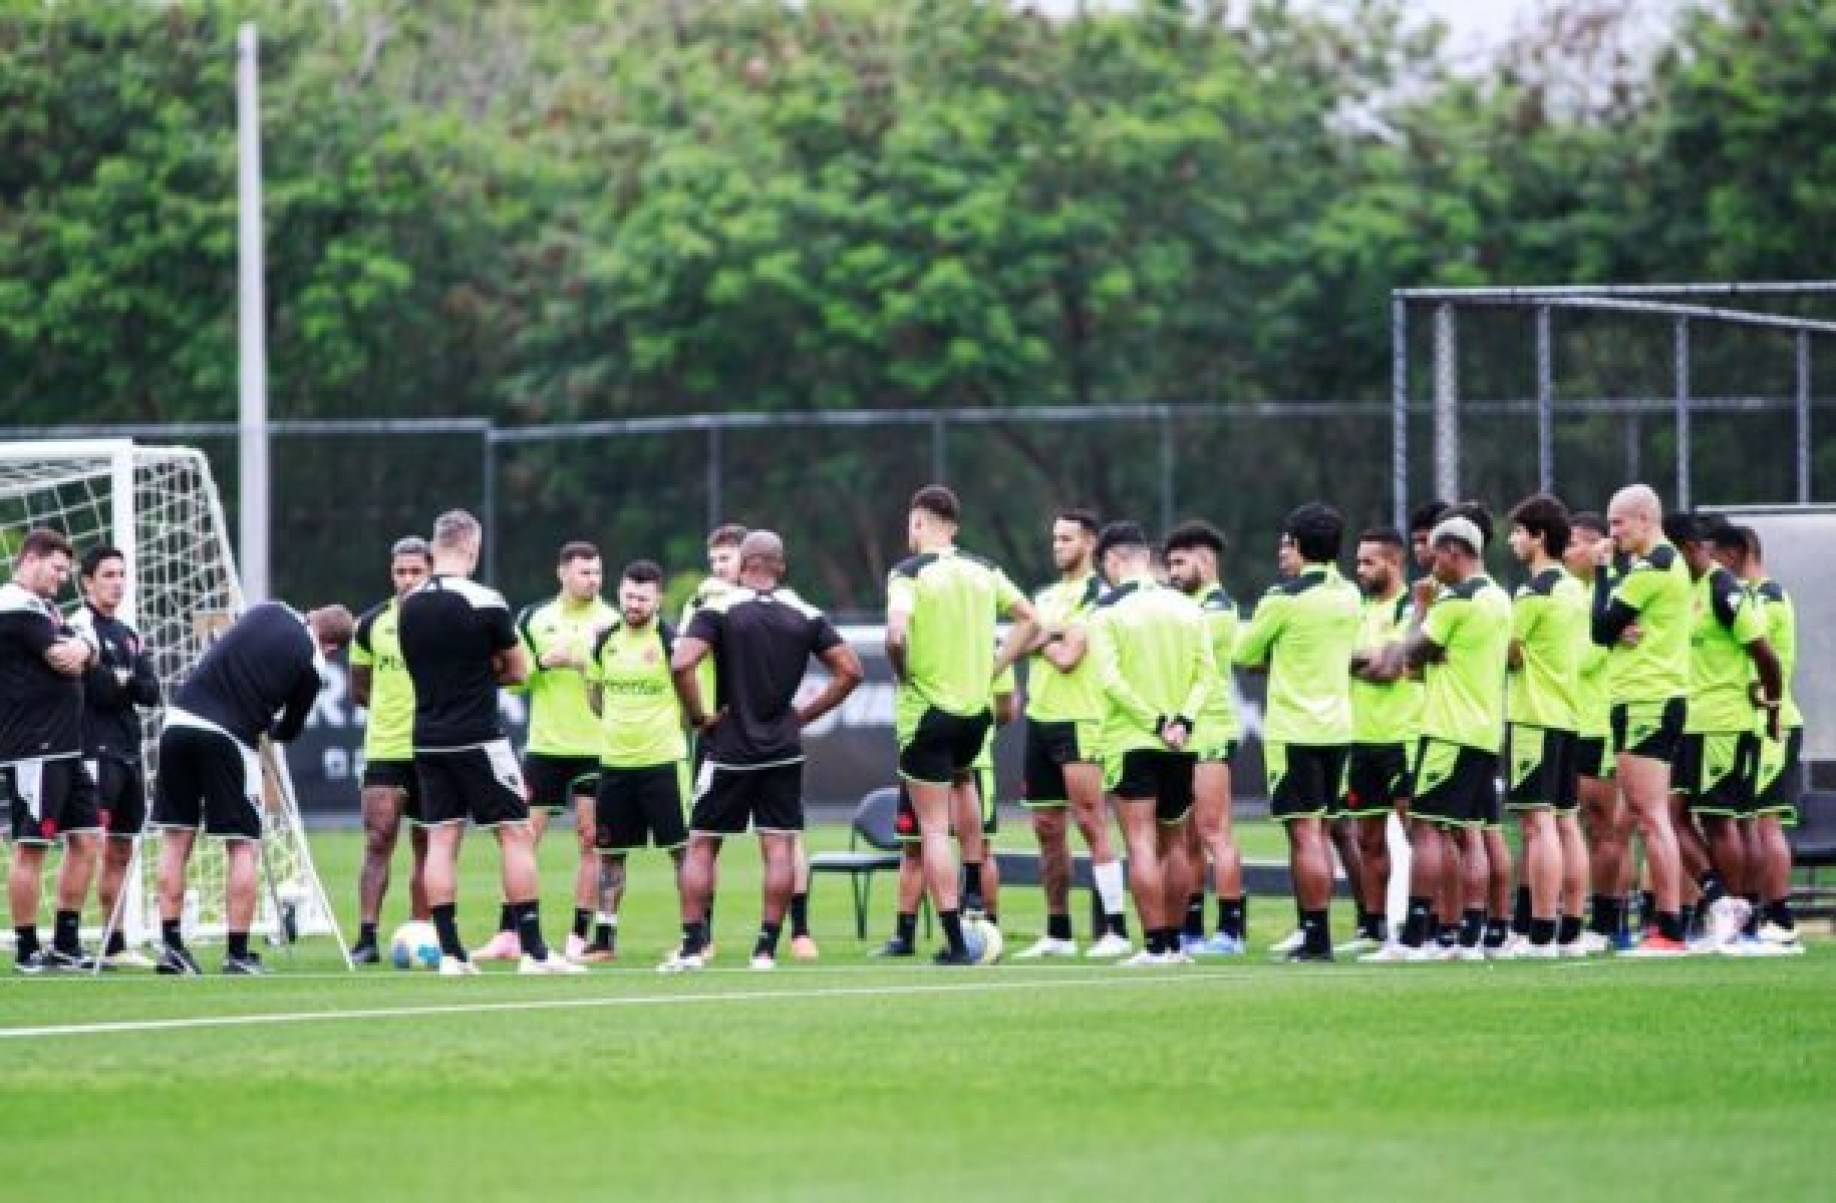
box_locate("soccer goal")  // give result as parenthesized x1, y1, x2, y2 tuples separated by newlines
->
(0, 440, 343, 954)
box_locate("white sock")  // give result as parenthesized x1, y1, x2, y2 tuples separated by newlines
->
(1093, 859, 1126, 917)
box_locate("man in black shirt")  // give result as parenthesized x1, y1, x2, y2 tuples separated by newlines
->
(666, 531, 862, 972)
(4, 529, 103, 974)
(398, 509, 581, 976)
(70, 546, 163, 969)
(151, 599, 352, 975)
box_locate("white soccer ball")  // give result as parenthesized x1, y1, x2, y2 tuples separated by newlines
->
(390, 920, 442, 970)
(962, 916, 1004, 965)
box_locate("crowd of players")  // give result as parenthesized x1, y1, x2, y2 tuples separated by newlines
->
(0, 476, 1809, 974)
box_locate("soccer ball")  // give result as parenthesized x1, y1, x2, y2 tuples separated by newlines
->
(390, 921, 442, 970)
(961, 916, 1004, 965)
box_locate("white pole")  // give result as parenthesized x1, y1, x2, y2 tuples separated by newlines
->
(237, 22, 270, 604)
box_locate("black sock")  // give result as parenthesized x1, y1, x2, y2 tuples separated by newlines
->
(1742, 894, 1761, 938)
(940, 909, 967, 955)
(1483, 917, 1509, 949)
(594, 917, 617, 950)
(1046, 912, 1073, 941)
(1459, 908, 1485, 948)
(54, 909, 80, 953)
(227, 930, 250, 958)
(1657, 911, 1685, 942)
(1765, 898, 1796, 931)
(1184, 894, 1205, 939)
(1697, 871, 1727, 907)
(1529, 917, 1557, 946)
(432, 903, 464, 959)
(357, 921, 378, 948)
(497, 902, 515, 934)
(14, 925, 39, 957)
(572, 908, 591, 940)
(1679, 902, 1697, 938)
(1358, 906, 1384, 941)
(754, 921, 782, 959)
(1557, 915, 1582, 945)
(706, 893, 716, 932)
(1145, 928, 1167, 955)
(682, 920, 708, 955)
(1512, 886, 1532, 936)
(895, 912, 917, 944)
(1637, 890, 1656, 930)
(789, 892, 810, 939)
(1217, 897, 1245, 941)
(1590, 893, 1620, 935)
(1300, 909, 1330, 955)
(961, 864, 983, 909)
(1402, 897, 1431, 948)
(161, 919, 184, 951)
(1106, 911, 1129, 939)
(515, 901, 549, 961)
(105, 927, 127, 956)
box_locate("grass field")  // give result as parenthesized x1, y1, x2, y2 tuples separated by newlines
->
(4, 823, 1832, 1202)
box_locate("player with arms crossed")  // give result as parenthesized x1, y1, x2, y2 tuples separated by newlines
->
(1234, 503, 1361, 962)
(1013, 509, 1132, 959)
(666, 532, 862, 971)
(1564, 513, 1632, 952)
(1362, 515, 1510, 963)
(1590, 485, 1695, 956)
(70, 545, 164, 969)
(1163, 520, 1248, 957)
(4, 529, 103, 973)
(151, 599, 352, 975)
(1089, 522, 1211, 966)
(584, 560, 688, 962)
(889, 486, 1038, 965)
(399, 509, 580, 976)
(348, 536, 433, 964)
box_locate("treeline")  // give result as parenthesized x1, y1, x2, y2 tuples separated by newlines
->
(2, 0, 1833, 610)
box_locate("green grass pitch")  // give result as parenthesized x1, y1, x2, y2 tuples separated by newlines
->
(3, 823, 1831, 1202)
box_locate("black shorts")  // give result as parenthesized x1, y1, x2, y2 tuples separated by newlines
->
(1505, 725, 1580, 813)
(1342, 743, 1409, 817)
(1755, 727, 1803, 823)
(1111, 748, 1196, 825)
(89, 757, 147, 838)
(523, 752, 600, 814)
(895, 769, 999, 843)
(1575, 736, 1613, 781)
(596, 763, 688, 852)
(691, 762, 804, 835)
(5, 757, 101, 846)
(1611, 697, 1686, 765)
(1409, 738, 1499, 829)
(899, 707, 992, 787)
(1023, 718, 1097, 806)
(151, 727, 264, 841)
(361, 758, 424, 823)
(1265, 742, 1349, 822)
(1675, 732, 1759, 817)
(416, 740, 529, 828)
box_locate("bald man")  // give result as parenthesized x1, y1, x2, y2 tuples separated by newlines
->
(1591, 485, 1692, 956)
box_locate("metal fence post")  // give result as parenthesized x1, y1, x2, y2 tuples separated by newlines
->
(1158, 407, 1175, 534)
(1433, 303, 1458, 503)
(1797, 331, 1813, 504)
(1392, 296, 1409, 530)
(931, 416, 947, 485)
(1535, 305, 1554, 494)
(481, 425, 498, 583)
(707, 424, 724, 530)
(1674, 316, 1691, 508)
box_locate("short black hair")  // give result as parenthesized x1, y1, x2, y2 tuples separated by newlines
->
(706, 524, 748, 549)
(80, 544, 125, 579)
(621, 559, 664, 587)
(1734, 524, 1762, 560)
(1094, 521, 1150, 562)
(1661, 511, 1703, 546)
(1408, 500, 1449, 535)
(1508, 494, 1571, 557)
(1357, 527, 1407, 554)
(1163, 520, 1225, 558)
(910, 485, 959, 525)
(558, 540, 600, 566)
(1283, 503, 1344, 564)
(1055, 508, 1100, 536)
(1570, 510, 1608, 538)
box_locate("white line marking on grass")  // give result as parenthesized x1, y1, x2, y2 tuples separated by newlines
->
(0, 969, 1352, 1041)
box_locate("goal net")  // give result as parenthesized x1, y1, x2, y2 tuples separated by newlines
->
(0, 440, 342, 952)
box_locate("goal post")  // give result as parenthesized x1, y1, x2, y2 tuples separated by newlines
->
(0, 440, 342, 954)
